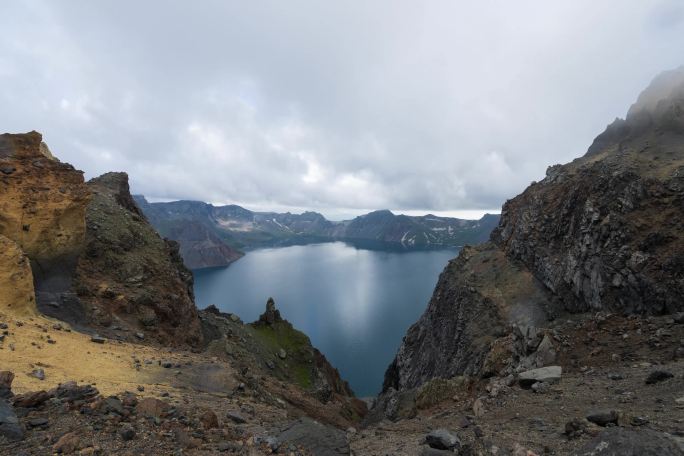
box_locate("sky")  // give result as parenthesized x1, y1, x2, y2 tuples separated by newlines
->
(1, 1, 683, 220)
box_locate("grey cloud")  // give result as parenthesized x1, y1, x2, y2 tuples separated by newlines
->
(1, 0, 683, 218)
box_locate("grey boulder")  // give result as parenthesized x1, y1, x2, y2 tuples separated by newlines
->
(518, 366, 562, 388)
(425, 429, 461, 451)
(0, 399, 23, 441)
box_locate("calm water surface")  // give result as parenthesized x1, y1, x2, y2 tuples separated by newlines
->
(193, 242, 458, 396)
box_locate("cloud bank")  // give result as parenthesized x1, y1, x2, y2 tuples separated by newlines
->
(1, 1, 683, 219)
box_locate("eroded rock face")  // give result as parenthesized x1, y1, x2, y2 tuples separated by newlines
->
(0, 235, 36, 317)
(383, 243, 556, 392)
(72, 172, 202, 346)
(0, 132, 90, 314)
(493, 69, 684, 314)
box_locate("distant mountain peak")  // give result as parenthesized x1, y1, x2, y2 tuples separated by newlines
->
(586, 65, 684, 157)
(627, 65, 684, 119)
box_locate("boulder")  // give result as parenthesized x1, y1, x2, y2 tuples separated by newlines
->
(200, 410, 219, 429)
(0, 399, 23, 441)
(135, 397, 171, 418)
(12, 390, 50, 408)
(518, 366, 562, 388)
(226, 411, 247, 424)
(586, 409, 619, 427)
(277, 417, 349, 455)
(425, 429, 461, 451)
(0, 371, 14, 399)
(51, 381, 99, 403)
(576, 427, 684, 455)
(645, 370, 674, 385)
(53, 431, 82, 454)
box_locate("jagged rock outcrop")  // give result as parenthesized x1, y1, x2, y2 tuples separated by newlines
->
(380, 67, 684, 407)
(251, 299, 356, 402)
(72, 172, 202, 345)
(0, 132, 90, 314)
(0, 235, 36, 317)
(200, 299, 366, 426)
(383, 243, 557, 392)
(493, 66, 684, 314)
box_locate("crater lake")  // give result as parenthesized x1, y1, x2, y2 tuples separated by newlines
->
(192, 242, 458, 396)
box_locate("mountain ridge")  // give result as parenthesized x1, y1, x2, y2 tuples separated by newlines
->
(134, 195, 500, 269)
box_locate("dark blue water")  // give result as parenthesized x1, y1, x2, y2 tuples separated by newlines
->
(192, 242, 458, 396)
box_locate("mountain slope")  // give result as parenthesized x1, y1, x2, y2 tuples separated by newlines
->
(381, 67, 684, 406)
(135, 196, 243, 269)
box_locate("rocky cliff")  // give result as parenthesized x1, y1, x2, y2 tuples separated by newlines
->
(493, 66, 684, 315)
(72, 173, 203, 345)
(0, 132, 90, 315)
(381, 68, 684, 404)
(0, 235, 36, 317)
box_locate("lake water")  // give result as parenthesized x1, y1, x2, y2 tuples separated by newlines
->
(192, 242, 458, 396)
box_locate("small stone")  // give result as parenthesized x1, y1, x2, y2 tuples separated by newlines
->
(200, 410, 219, 429)
(472, 397, 486, 417)
(645, 370, 674, 385)
(28, 417, 48, 428)
(586, 409, 619, 427)
(564, 418, 587, 439)
(0, 166, 15, 175)
(119, 425, 136, 441)
(218, 441, 240, 452)
(53, 431, 81, 454)
(137, 385, 145, 392)
(278, 348, 287, 359)
(29, 368, 45, 381)
(226, 411, 247, 424)
(425, 429, 461, 450)
(90, 335, 106, 344)
(531, 381, 549, 394)
(134, 332, 145, 340)
(607, 372, 624, 381)
(630, 416, 649, 426)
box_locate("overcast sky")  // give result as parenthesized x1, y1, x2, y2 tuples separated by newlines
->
(1, 1, 683, 219)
